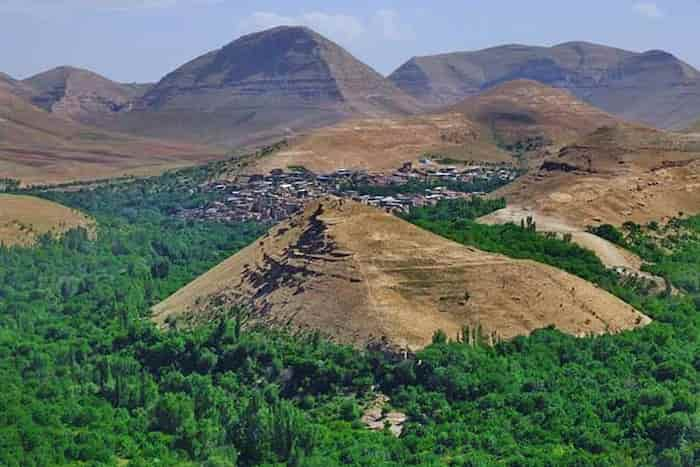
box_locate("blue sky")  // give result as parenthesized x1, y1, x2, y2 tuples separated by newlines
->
(1, 1, 697, 83)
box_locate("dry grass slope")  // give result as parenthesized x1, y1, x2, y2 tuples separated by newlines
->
(0, 194, 93, 246)
(0, 87, 225, 185)
(493, 125, 700, 228)
(153, 198, 649, 351)
(250, 113, 513, 174)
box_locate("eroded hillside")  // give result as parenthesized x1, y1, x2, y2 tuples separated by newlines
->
(153, 198, 649, 350)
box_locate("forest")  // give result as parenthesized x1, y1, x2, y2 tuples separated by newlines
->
(1, 170, 699, 466)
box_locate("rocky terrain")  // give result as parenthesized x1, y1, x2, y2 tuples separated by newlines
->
(23, 66, 149, 125)
(390, 41, 700, 129)
(152, 197, 650, 351)
(491, 125, 700, 228)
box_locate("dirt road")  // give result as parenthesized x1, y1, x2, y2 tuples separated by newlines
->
(478, 206, 642, 270)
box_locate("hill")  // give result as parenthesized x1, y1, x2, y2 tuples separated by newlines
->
(449, 80, 622, 146)
(23, 66, 147, 125)
(250, 113, 513, 174)
(389, 42, 700, 129)
(0, 194, 93, 246)
(490, 125, 700, 229)
(249, 81, 620, 175)
(153, 197, 649, 350)
(105, 26, 422, 147)
(0, 86, 225, 185)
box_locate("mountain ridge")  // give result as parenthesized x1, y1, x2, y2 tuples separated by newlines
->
(390, 41, 700, 129)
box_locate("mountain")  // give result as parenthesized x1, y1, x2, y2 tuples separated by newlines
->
(22, 66, 148, 125)
(389, 42, 700, 129)
(0, 84, 224, 185)
(449, 79, 622, 146)
(108, 26, 422, 146)
(152, 197, 649, 351)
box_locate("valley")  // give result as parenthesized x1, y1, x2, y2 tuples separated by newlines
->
(2, 17, 700, 467)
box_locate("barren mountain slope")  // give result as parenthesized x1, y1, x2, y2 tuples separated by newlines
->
(106, 26, 422, 147)
(492, 125, 700, 228)
(390, 42, 700, 129)
(23, 66, 146, 124)
(0, 86, 224, 185)
(153, 198, 650, 351)
(250, 113, 513, 174)
(450, 80, 622, 145)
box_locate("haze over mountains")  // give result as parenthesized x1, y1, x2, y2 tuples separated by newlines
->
(389, 41, 700, 129)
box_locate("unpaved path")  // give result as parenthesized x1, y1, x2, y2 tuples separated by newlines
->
(478, 206, 642, 271)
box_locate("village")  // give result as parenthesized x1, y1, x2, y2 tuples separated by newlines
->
(177, 160, 519, 224)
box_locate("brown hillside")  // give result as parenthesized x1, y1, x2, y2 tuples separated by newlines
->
(104, 26, 422, 147)
(153, 198, 650, 351)
(449, 80, 621, 145)
(0, 87, 225, 185)
(250, 113, 513, 174)
(492, 125, 700, 228)
(0, 194, 93, 246)
(23, 67, 148, 125)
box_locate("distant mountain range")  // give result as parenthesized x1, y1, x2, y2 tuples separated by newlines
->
(3, 27, 700, 183)
(7, 30, 700, 146)
(389, 41, 700, 129)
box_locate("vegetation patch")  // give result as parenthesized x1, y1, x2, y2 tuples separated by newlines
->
(1, 166, 699, 465)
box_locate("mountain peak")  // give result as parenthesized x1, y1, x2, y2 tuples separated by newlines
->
(127, 26, 420, 146)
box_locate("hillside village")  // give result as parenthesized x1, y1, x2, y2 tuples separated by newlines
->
(177, 160, 519, 223)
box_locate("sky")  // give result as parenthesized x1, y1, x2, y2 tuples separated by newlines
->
(1, 1, 698, 83)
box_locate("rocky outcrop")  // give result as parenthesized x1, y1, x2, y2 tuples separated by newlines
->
(22, 66, 147, 124)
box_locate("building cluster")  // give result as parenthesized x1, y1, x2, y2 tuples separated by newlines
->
(177, 161, 518, 224)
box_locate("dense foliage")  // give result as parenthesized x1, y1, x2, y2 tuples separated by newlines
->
(2, 175, 699, 465)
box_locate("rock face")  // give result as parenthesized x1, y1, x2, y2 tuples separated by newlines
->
(152, 197, 650, 351)
(118, 26, 421, 146)
(23, 66, 148, 124)
(389, 42, 700, 129)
